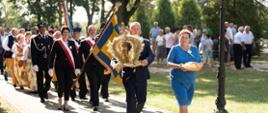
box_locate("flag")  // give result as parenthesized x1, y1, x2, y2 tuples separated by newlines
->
(60, 1, 73, 34)
(92, 13, 122, 85)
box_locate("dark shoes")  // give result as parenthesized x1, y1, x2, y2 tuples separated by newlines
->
(93, 106, 98, 111)
(63, 107, 69, 111)
(80, 96, 88, 100)
(105, 98, 109, 102)
(44, 93, 48, 99)
(4, 72, 8, 81)
(71, 97, 76, 101)
(40, 98, 45, 103)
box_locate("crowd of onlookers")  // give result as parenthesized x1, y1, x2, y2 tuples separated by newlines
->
(150, 21, 255, 70)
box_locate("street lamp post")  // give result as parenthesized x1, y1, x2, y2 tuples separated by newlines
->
(215, 0, 228, 113)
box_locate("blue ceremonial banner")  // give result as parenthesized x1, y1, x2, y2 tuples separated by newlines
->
(92, 14, 122, 84)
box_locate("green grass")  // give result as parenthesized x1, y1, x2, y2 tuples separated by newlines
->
(109, 67, 268, 113)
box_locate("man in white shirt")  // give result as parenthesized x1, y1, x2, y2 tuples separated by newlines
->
(242, 25, 255, 68)
(3, 28, 17, 83)
(186, 25, 196, 47)
(233, 26, 245, 69)
(225, 22, 234, 61)
(150, 22, 160, 54)
(164, 27, 175, 56)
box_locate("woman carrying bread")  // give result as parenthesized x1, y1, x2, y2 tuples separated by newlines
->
(167, 29, 203, 113)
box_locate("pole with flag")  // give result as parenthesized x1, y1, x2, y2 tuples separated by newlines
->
(60, 0, 73, 35)
(74, 2, 123, 87)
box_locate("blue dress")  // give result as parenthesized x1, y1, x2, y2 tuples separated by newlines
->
(167, 44, 202, 106)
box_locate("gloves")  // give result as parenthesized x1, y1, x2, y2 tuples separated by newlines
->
(48, 69, 53, 77)
(75, 69, 81, 75)
(111, 60, 119, 69)
(33, 65, 39, 72)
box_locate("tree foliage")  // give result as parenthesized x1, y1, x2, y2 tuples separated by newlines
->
(26, 0, 63, 25)
(153, 0, 175, 29)
(178, 0, 202, 27)
(131, 1, 152, 39)
(0, 1, 28, 28)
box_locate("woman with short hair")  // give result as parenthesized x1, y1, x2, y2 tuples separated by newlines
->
(167, 29, 203, 113)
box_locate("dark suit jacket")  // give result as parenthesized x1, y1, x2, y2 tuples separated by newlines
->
(3, 35, 16, 58)
(123, 39, 155, 82)
(31, 34, 54, 69)
(77, 39, 104, 70)
(48, 39, 78, 71)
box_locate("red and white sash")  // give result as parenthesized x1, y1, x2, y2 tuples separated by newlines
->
(85, 38, 95, 46)
(58, 39, 75, 69)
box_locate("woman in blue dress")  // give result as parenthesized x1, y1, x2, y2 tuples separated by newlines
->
(167, 29, 203, 113)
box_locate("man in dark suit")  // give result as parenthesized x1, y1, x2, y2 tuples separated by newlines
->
(70, 27, 88, 101)
(123, 22, 155, 113)
(77, 27, 103, 111)
(31, 22, 54, 103)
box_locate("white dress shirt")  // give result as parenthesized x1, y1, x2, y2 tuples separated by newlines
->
(234, 31, 244, 44)
(226, 27, 234, 44)
(3, 35, 15, 51)
(164, 32, 175, 48)
(156, 35, 165, 46)
(242, 31, 254, 44)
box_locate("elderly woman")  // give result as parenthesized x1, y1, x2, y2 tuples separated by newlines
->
(167, 29, 203, 113)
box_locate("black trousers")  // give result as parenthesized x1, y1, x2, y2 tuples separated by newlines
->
(87, 67, 103, 106)
(101, 74, 111, 99)
(166, 48, 171, 57)
(78, 73, 88, 98)
(70, 73, 88, 99)
(55, 68, 73, 101)
(0, 57, 4, 73)
(233, 44, 243, 69)
(123, 74, 147, 113)
(243, 44, 253, 67)
(36, 68, 51, 99)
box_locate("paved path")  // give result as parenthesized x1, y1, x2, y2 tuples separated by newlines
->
(0, 77, 169, 113)
(252, 63, 268, 72)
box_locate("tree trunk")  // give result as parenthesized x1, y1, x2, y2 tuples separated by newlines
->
(84, 0, 97, 27)
(58, 3, 63, 26)
(84, 3, 92, 27)
(100, 0, 105, 22)
(117, 0, 140, 25)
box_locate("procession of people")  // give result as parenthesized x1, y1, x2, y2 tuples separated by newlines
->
(0, 18, 157, 112)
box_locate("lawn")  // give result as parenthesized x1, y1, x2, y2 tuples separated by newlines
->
(109, 67, 268, 113)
